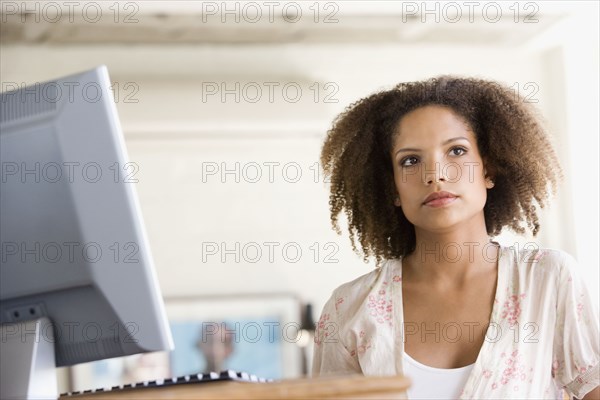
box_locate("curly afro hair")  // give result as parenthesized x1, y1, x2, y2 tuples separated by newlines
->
(320, 75, 564, 266)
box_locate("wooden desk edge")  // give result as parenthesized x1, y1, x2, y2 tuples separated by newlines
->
(67, 374, 412, 399)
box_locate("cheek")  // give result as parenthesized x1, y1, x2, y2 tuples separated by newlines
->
(393, 166, 420, 187)
(457, 158, 486, 183)
(393, 168, 421, 207)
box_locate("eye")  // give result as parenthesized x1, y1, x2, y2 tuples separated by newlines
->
(400, 156, 419, 167)
(450, 146, 467, 156)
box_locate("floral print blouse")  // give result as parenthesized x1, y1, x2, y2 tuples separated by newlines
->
(312, 243, 600, 399)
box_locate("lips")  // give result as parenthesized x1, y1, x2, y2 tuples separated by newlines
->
(423, 191, 458, 205)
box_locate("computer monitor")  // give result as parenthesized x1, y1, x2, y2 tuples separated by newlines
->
(0, 66, 174, 399)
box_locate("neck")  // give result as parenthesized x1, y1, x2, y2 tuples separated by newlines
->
(405, 221, 499, 288)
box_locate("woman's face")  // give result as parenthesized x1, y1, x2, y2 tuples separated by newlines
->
(390, 105, 493, 233)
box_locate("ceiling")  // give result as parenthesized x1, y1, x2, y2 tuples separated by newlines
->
(1, 3, 568, 46)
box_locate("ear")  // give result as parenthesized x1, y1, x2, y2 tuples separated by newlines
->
(483, 168, 495, 189)
(485, 177, 495, 189)
(394, 196, 402, 207)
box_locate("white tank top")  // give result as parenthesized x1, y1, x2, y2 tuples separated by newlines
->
(403, 351, 475, 399)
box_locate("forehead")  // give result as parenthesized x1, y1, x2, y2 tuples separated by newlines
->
(393, 105, 476, 146)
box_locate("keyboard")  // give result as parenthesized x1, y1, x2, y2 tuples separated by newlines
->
(60, 370, 272, 397)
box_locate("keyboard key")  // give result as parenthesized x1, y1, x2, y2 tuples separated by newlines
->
(60, 370, 271, 397)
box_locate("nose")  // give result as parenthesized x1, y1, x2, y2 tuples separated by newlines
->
(424, 174, 445, 185)
(422, 159, 447, 185)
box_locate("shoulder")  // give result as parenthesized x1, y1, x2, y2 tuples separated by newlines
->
(509, 244, 577, 276)
(317, 260, 399, 354)
(506, 245, 583, 303)
(331, 259, 398, 298)
(326, 259, 400, 320)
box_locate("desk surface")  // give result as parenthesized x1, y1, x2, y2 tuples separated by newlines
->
(67, 374, 411, 399)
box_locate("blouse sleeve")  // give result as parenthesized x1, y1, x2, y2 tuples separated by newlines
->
(312, 293, 361, 376)
(552, 251, 600, 399)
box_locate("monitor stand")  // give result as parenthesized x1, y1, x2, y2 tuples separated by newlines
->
(0, 317, 58, 400)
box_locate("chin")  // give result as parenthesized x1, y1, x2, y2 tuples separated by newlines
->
(417, 214, 465, 232)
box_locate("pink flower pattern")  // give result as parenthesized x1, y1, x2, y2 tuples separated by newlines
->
(551, 357, 562, 379)
(349, 330, 372, 357)
(531, 249, 547, 263)
(367, 285, 393, 327)
(314, 313, 331, 346)
(335, 297, 344, 312)
(552, 348, 586, 383)
(489, 349, 529, 391)
(575, 292, 587, 323)
(500, 288, 526, 327)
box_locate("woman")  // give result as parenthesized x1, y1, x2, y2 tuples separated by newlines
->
(312, 76, 599, 399)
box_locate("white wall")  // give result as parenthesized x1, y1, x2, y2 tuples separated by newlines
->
(6, 40, 591, 300)
(2, 37, 597, 310)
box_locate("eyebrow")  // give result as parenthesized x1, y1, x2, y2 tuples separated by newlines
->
(394, 136, 471, 157)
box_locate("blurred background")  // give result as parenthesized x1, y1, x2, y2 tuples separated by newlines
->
(1, 0, 598, 392)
